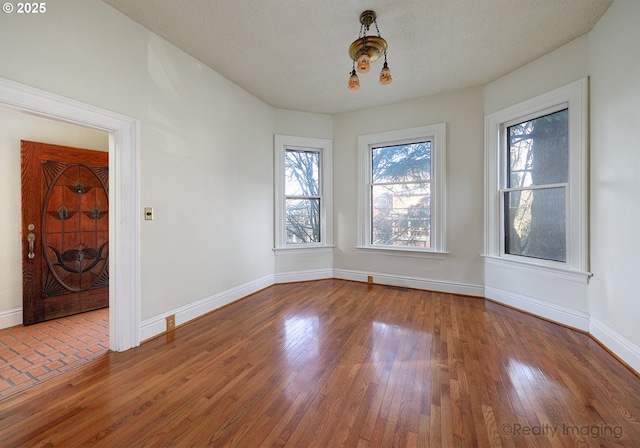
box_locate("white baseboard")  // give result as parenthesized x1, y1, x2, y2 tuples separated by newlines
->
(0, 307, 22, 329)
(590, 318, 640, 374)
(274, 268, 333, 284)
(140, 274, 274, 342)
(484, 286, 590, 332)
(333, 268, 485, 297)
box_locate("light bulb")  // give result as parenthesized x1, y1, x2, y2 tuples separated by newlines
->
(348, 70, 360, 91)
(379, 62, 392, 85)
(356, 53, 370, 73)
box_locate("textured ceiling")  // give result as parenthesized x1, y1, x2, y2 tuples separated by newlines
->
(101, 0, 612, 115)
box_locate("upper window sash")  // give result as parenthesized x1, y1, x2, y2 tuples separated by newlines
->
(285, 149, 321, 206)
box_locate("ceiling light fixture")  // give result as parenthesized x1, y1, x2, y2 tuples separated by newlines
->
(348, 10, 392, 91)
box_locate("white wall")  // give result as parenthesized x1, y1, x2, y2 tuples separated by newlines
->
(588, 0, 640, 349)
(0, 0, 276, 327)
(0, 108, 108, 327)
(483, 36, 590, 115)
(274, 109, 333, 139)
(333, 88, 485, 294)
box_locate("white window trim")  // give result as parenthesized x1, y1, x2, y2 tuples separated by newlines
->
(357, 123, 447, 255)
(274, 135, 333, 250)
(484, 78, 591, 282)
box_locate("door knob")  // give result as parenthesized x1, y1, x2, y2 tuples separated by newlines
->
(27, 232, 36, 260)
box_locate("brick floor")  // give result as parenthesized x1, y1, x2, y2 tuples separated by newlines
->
(0, 308, 109, 399)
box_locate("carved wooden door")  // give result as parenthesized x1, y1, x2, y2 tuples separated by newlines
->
(21, 141, 109, 325)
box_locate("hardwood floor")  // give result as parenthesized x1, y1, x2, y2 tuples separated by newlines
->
(0, 279, 638, 447)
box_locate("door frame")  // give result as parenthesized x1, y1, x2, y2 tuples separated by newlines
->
(1, 77, 140, 352)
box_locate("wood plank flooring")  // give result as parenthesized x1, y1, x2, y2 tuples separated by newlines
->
(0, 279, 638, 447)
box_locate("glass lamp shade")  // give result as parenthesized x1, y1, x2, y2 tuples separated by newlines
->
(348, 70, 360, 91)
(379, 62, 392, 85)
(356, 53, 371, 73)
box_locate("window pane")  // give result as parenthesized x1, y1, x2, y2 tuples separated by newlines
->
(285, 150, 319, 196)
(286, 198, 320, 243)
(371, 183, 430, 247)
(372, 142, 431, 183)
(504, 187, 566, 262)
(508, 109, 568, 188)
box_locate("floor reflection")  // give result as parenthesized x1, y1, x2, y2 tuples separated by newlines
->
(280, 314, 322, 400)
(369, 321, 433, 382)
(283, 314, 320, 366)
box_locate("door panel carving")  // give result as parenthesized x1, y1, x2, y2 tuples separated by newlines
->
(42, 163, 109, 295)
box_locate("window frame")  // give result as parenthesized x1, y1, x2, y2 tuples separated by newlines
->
(484, 78, 591, 282)
(357, 124, 447, 255)
(274, 135, 333, 250)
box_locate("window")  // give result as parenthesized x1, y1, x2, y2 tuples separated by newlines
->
(284, 149, 320, 243)
(371, 142, 431, 247)
(358, 124, 447, 254)
(274, 135, 332, 249)
(484, 78, 590, 281)
(504, 108, 568, 262)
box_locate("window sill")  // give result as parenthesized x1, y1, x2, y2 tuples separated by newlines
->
(482, 255, 592, 284)
(273, 245, 334, 255)
(356, 246, 449, 259)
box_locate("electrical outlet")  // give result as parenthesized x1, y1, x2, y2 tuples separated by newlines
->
(166, 315, 176, 332)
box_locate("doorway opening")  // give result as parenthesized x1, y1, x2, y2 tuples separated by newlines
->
(0, 77, 140, 353)
(0, 106, 114, 397)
